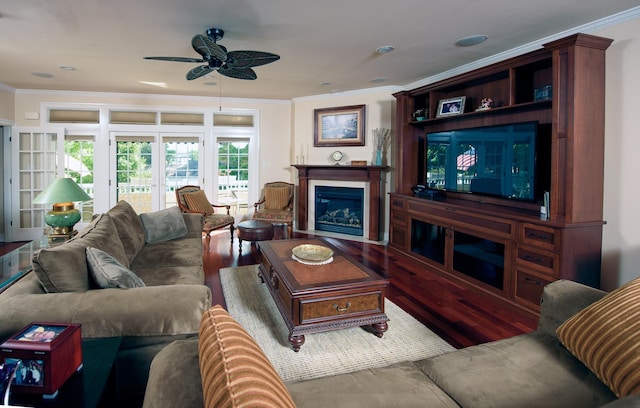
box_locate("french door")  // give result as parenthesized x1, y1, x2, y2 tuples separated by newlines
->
(110, 132, 203, 214)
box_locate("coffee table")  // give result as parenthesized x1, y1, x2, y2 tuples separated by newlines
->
(258, 238, 389, 351)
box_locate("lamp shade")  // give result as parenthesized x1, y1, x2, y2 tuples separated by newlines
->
(33, 178, 91, 204)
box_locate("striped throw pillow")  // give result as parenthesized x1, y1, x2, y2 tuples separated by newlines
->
(264, 186, 290, 210)
(198, 305, 296, 408)
(556, 277, 640, 397)
(184, 190, 214, 216)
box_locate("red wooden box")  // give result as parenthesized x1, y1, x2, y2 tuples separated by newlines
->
(0, 322, 82, 398)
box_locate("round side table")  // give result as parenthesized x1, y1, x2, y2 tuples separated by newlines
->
(237, 220, 275, 251)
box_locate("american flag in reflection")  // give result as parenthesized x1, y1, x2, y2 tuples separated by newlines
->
(457, 147, 476, 170)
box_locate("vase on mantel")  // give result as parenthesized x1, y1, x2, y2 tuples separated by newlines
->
(374, 150, 383, 166)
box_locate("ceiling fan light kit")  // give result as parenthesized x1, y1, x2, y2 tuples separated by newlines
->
(144, 27, 280, 81)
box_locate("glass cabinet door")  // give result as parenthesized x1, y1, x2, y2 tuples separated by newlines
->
(452, 230, 505, 290)
(410, 219, 446, 266)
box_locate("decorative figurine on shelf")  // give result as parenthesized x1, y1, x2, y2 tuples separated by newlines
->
(476, 98, 493, 111)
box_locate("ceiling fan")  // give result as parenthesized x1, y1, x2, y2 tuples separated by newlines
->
(144, 28, 280, 81)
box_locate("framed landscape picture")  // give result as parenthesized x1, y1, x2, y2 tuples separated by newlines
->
(314, 104, 366, 147)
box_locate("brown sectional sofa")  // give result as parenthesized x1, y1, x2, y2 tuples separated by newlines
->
(143, 279, 640, 408)
(0, 201, 212, 405)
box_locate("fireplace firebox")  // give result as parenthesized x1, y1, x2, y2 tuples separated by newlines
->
(315, 186, 364, 236)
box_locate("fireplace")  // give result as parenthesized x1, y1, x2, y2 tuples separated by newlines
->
(315, 186, 364, 236)
(293, 165, 388, 241)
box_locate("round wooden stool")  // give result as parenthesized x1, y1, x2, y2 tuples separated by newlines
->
(237, 220, 275, 250)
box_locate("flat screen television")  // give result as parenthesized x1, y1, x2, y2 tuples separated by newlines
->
(423, 121, 550, 203)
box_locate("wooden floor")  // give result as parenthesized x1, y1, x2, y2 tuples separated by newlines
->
(2, 227, 538, 349)
(203, 226, 537, 349)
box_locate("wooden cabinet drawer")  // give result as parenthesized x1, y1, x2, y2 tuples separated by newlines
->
(391, 210, 407, 224)
(390, 196, 407, 211)
(389, 224, 407, 249)
(516, 247, 557, 276)
(519, 223, 558, 251)
(408, 201, 513, 238)
(300, 292, 382, 323)
(514, 269, 553, 307)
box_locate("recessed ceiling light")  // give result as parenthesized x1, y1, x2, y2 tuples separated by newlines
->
(455, 35, 488, 47)
(371, 77, 388, 83)
(204, 81, 217, 86)
(31, 72, 53, 78)
(59, 65, 75, 71)
(375, 45, 396, 54)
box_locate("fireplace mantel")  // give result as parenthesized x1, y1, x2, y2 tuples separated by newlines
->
(293, 165, 388, 241)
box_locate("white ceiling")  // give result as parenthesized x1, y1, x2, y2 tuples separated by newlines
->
(1, 1, 639, 100)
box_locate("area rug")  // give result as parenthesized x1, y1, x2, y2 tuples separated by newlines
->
(220, 265, 455, 382)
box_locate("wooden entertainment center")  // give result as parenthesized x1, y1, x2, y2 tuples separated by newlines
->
(390, 33, 612, 316)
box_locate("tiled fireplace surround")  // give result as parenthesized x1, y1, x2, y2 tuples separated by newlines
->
(293, 165, 387, 241)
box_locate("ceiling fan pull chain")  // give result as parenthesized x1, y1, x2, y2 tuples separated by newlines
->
(219, 76, 223, 111)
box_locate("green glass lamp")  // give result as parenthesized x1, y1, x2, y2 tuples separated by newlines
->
(33, 178, 92, 237)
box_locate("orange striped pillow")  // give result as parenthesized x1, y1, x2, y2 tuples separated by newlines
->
(264, 186, 290, 210)
(184, 190, 214, 216)
(198, 305, 296, 408)
(556, 277, 640, 397)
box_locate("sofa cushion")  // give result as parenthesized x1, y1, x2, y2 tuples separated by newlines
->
(418, 331, 616, 408)
(142, 339, 204, 408)
(184, 190, 214, 215)
(32, 213, 128, 292)
(198, 305, 296, 408)
(140, 207, 188, 244)
(557, 276, 640, 398)
(264, 186, 290, 210)
(86, 247, 146, 289)
(286, 361, 460, 408)
(106, 200, 146, 263)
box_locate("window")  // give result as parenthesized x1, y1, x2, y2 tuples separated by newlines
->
(64, 136, 95, 222)
(217, 139, 249, 214)
(115, 137, 154, 214)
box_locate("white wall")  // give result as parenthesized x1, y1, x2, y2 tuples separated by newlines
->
(595, 18, 640, 290)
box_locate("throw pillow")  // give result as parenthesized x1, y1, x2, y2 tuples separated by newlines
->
(184, 190, 214, 216)
(86, 247, 146, 289)
(139, 206, 188, 244)
(264, 186, 290, 210)
(198, 305, 296, 408)
(556, 276, 640, 397)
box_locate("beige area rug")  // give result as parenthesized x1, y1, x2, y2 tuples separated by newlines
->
(220, 265, 455, 382)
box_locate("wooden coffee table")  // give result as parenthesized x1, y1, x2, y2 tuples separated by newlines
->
(258, 238, 389, 351)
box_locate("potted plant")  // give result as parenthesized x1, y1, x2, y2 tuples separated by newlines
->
(412, 108, 428, 121)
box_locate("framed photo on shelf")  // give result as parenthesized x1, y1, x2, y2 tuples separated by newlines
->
(314, 104, 366, 147)
(436, 96, 466, 117)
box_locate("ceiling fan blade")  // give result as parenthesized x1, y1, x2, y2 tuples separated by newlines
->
(219, 67, 257, 80)
(191, 34, 227, 62)
(225, 51, 280, 68)
(144, 56, 205, 63)
(186, 65, 215, 80)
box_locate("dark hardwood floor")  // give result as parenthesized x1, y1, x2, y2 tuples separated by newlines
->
(202, 226, 537, 349)
(1, 227, 537, 349)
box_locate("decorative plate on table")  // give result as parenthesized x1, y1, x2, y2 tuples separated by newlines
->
(292, 244, 334, 265)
